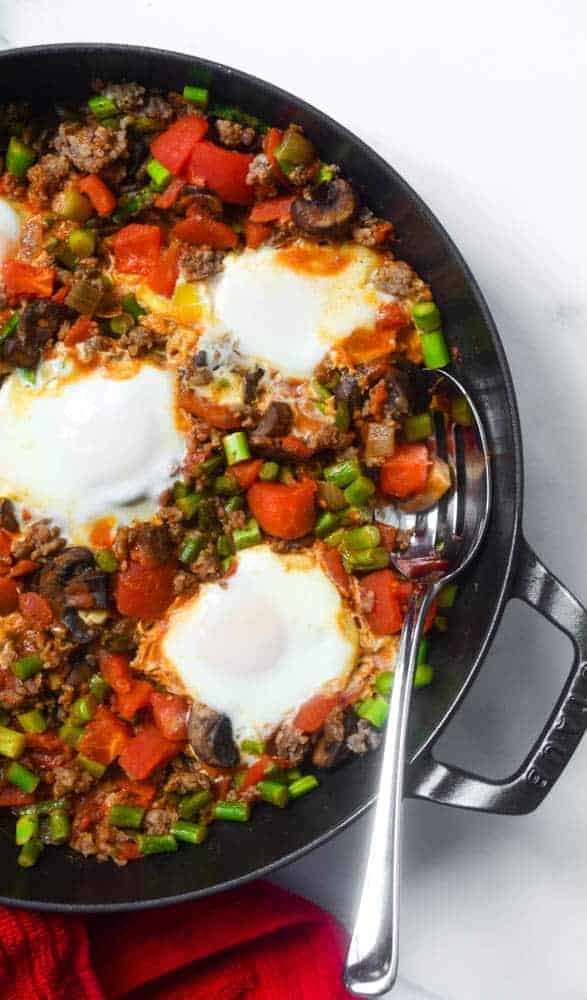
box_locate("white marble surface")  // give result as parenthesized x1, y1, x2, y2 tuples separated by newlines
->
(1, 3, 586, 996)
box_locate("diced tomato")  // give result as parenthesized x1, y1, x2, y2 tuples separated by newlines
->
(3, 260, 54, 298)
(114, 560, 177, 620)
(318, 546, 352, 598)
(112, 224, 161, 277)
(78, 174, 116, 217)
(151, 691, 189, 742)
(377, 523, 398, 552)
(113, 778, 157, 809)
(151, 115, 209, 175)
(380, 444, 430, 499)
(359, 569, 403, 636)
(117, 841, 142, 861)
(423, 599, 438, 634)
(230, 458, 263, 490)
(89, 517, 115, 549)
(0, 786, 35, 807)
(239, 755, 285, 793)
(154, 176, 184, 210)
(115, 680, 153, 721)
(244, 219, 270, 249)
(9, 560, 39, 578)
(187, 142, 253, 205)
(376, 301, 407, 330)
(263, 128, 288, 184)
(0, 529, 12, 557)
(0, 577, 18, 615)
(63, 316, 96, 347)
(280, 437, 315, 460)
(51, 285, 69, 304)
(249, 195, 294, 223)
(172, 213, 238, 250)
(99, 652, 133, 693)
(26, 731, 62, 751)
(247, 479, 317, 540)
(119, 724, 185, 781)
(294, 692, 341, 734)
(18, 592, 53, 628)
(179, 391, 242, 429)
(147, 244, 180, 298)
(78, 706, 131, 766)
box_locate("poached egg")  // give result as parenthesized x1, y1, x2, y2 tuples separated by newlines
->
(0, 198, 21, 265)
(140, 545, 359, 743)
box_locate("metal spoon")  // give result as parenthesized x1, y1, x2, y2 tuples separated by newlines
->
(344, 369, 492, 996)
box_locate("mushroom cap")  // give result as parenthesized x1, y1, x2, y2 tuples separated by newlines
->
(291, 178, 357, 236)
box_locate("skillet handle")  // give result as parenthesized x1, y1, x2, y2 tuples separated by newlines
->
(410, 536, 587, 814)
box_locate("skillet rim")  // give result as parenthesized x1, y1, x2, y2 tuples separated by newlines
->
(0, 42, 523, 912)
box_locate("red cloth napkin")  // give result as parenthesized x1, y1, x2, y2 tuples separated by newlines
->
(0, 880, 353, 999)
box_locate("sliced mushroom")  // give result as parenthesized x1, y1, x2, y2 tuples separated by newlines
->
(335, 371, 362, 413)
(188, 704, 238, 768)
(0, 498, 18, 533)
(244, 367, 264, 404)
(385, 367, 411, 417)
(312, 706, 357, 769)
(253, 401, 293, 438)
(2, 300, 65, 368)
(399, 456, 452, 513)
(62, 608, 97, 644)
(291, 178, 356, 236)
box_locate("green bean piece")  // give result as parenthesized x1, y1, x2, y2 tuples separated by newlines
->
(18, 797, 69, 817)
(17, 709, 47, 734)
(76, 754, 106, 778)
(11, 654, 43, 681)
(344, 475, 375, 507)
(214, 474, 239, 496)
(259, 461, 279, 481)
(212, 801, 250, 822)
(324, 457, 361, 488)
(179, 789, 213, 821)
(434, 615, 449, 632)
(197, 498, 221, 534)
(19, 367, 37, 385)
(53, 189, 93, 223)
(170, 820, 208, 844)
(110, 312, 134, 337)
(335, 401, 351, 432)
(49, 808, 71, 845)
(286, 768, 303, 783)
(121, 293, 146, 321)
(0, 708, 9, 727)
(232, 518, 261, 551)
(404, 412, 433, 442)
(94, 549, 119, 573)
(180, 533, 205, 564)
(88, 94, 118, 118)
(347, 547, 390, 571)
(222, 431, 251, 466)
(279, 465, 295, 485)
(257, 780, 289, 808)
(417, 636, 428, 665)
(216, 534, 233, 558)
(59, 722, 83, 748)
(224, 495, 244, 513)
(438, 583, 458, 609)
(421, 330, 450, 369)
(451, 396, 472, 427)
(7, 761, 40, 793)
(310, 378, 332, 402)
(375, 671, 393, 696)
(211, 104, 263, 129)
(344, 525, 381, 551)
(197, 453, 224, 476)
(263, 763, 287, 783)
(109, 805, 145, 829)
(355, 696, 389, 728)
(324, 528, 346, 548)
(315, 162, 334, 185)
(173, 481, 190, 500)
(6, 137, 35, 178)
(411, 301, 442, 333)
(414, 664, 434, 688)
(241, 738, 265, 756)
(177, 492, 202, 519)
(147, 158, 172, 192)
(68, 228, 96, 259)
(136, 833, 178, 855)
(131, 115, 159, 133)
(17, 838, 44, 868)
(101, 116, 121, 130)
(0, 726, 26, 759)
(16, 813, 39, 846)
(70, 694, 98, 727)
(314, 511, 340, 538)
(274, 130, 315, 174)
(0, 312, 20, 343)
(221, 555, 235, 574)
(183, 85, 209, 108)
(288, 775, 319, 799)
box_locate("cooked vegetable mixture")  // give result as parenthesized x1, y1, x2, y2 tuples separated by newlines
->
(0, 78, 461, 868)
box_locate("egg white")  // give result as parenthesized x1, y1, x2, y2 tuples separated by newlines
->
(0, 360, 185, 543)
(0, 198, 22, 265)
(142, 545, 359, 744)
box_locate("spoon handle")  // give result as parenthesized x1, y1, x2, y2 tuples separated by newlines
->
(344, 586, 432, 996)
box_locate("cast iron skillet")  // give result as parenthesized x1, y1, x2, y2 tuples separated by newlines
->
(0, 44, 585, 912)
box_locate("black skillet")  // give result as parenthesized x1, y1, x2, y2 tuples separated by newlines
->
(0, 44, 585, 912)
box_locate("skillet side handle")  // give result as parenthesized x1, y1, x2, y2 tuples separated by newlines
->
(410, 536, 587, 815)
